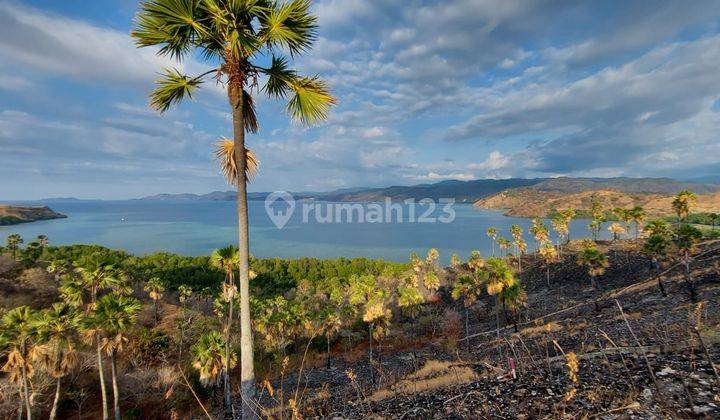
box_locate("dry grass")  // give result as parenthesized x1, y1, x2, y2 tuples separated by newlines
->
(368, 360, 478, 401)
(519, 321, 564, 337)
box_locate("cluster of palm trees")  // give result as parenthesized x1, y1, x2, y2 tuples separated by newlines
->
(451, 253, 524, 345)
(0, 269, 140, 420)
(132, 1, 336, 415)
(4, 234, 47, 264)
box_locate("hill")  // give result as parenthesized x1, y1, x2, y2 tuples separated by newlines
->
(475, 178, 720, 218)
(0, 205, 67, 225)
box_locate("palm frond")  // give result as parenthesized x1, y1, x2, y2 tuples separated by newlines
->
(286, 76, 336, 124)
(132, 0, 204, 60)
(214, 138, 260, 185)
(243, 90, 259, 133)
(150, 68, 204, 112)
(259, 0, 317, 55)
(261, 55, 296, 98)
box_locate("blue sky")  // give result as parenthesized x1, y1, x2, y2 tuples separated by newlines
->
(1, 0, 720, 199)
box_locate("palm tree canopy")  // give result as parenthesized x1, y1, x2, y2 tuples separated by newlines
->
(643, 234, 669, 258)
(132, 0, 335, 123)
(576, 243, 609, 276)
(92, 295, 141, 341)
(673, 223, 702, 251)
(192, 330, 235, 386)
(484, 257, 516, 296)
(644, 219, 672, 237)
(210, 244, 240, 273)
(1, 306, 36, 342)
(144, 277, 166, 300)
(31, 303, 81, 377)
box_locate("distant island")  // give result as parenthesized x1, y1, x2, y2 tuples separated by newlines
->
(0, 205, 67, 225)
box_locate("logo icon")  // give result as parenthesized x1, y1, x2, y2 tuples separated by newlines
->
(265, 191, 295, 229)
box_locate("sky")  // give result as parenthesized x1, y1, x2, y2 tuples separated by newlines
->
(1, 0, 720, 200)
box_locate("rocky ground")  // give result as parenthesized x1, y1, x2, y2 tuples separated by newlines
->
(257, 240, 720, 419)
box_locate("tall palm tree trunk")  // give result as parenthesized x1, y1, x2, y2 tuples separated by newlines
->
(110, 350, 120, 420)
(96, 340, 109, 420)
(684, 250, 696, 300)
(653, 258, 667, 297)
(21, 343, 31, 420)
(224, 279, 234, 413)
(17, 389, 23, 420)
(465, 307, 470, 352)
(368, 323, 374, 385)
(231, 83, 256, 419)
(49, 377, 61, 420)
(326, 335, 331, 369)
(546, 266, 550, 287)
(22, 355, 32, 420)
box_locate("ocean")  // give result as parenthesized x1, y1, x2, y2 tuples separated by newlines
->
(0, 200, 612, 264)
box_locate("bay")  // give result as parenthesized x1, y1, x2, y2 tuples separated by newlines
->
(0, 200, 613, 264)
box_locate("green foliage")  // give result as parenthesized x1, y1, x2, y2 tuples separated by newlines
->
(576, 242, 609, 278)
(128, 327, 170, 368)
(192, 331, 234, 387)
(643, 234, 670, 260)
(0, 216, 23, 225)
(673, 223, 702, 251)
(664, 212, 720, 226)
(644, 219, 672, 237)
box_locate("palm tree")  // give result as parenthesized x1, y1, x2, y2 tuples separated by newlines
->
(629, 206, 646, 240)
(178, 285, 193, 306)
(451, 274, 483, 350)
(538, 242, 558, 287)
(1, 306, 36, 420)
(708, 213, 719, 231)
(484, 257, 516, 339)
(499, 281, 526, 333)
(92, 294, 141, 420)
(608, 222, 626, 241)
(71, 257, 127, 419)
(576, 241, 609, 290)
(644, 219, 672, 238)
(133, 3, 336, 412)
(36, 235, 48, 254)
(347, 275, 390, 384)
(643, 234, 669, 297)
(47, 258, 72, 288)
(530, 218, 549, 250)
(497, 237, 511, 257)
(551, 209, 574, 253)
(450, 254, 460, 268)
(589, 194, 604, 240)
(672, 190, 696, 222)
(673, 224, 703, 300)
(510, 224, 525, 271)
(486, 227, 498, 256)
(192, 331, 234, 387)
(177, 285, 194, 357)
(143, 277, 165, 325)
(6, 233, 23, 259)
(32, 303, 81, 420)
(210, 245, 239, 410)
(74, 256, 126, 307)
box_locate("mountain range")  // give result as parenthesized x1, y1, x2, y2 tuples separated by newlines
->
(138, 176, 720, 203)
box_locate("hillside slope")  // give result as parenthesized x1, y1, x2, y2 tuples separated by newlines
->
(476, 188, 720, 217)
(0, 205, 67, 225)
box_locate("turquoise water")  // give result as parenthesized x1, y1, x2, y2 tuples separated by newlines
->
(0, 201, 611, 264)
